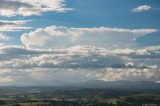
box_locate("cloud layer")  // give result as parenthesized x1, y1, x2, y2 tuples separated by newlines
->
(0, 20, 31, 32)
(21, 26, 157, 49)
(97, 68, 159, 82)
(1, 45, 160, 69)
(0, 45, 160, 84)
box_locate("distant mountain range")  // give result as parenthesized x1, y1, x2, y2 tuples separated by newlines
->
(30, 80, 160, 91)
(70, 80, 160, 90)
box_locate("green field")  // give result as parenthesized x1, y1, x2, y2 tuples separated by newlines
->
(0, 87, 160, 106)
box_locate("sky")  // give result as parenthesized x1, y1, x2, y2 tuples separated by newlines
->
(0, 0, 160, 86)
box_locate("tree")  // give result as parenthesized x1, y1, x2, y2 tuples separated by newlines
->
(0, 100, 6, 105)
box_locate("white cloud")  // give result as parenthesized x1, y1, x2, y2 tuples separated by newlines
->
(29, 70, 46, 81)
(0, 20, 31, 32)
(21, 26, 157, 49)
(1, 68, 93, 85)
(96, 67, 159, 81)
(0, 76, 14, 84)
(0, 33, 10, 41)
(0, 69, 11, 75)
(132, 5, 152, 13)
(0, 0, 72, 17)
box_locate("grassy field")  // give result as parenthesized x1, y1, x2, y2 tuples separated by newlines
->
(4, 102, 49, 106)
(0, 87, 160, 106)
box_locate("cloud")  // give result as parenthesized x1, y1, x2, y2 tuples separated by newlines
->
(0, 20, 31, 32)
(21, 26, 157, 49)
(0, 0, 72, 17)
(129, 46, 160, 59)
(0, 33, 10, 41)
(0, 68, 92, 85)
(0, 45, 160, 83)
(29, 70, 46, 81)
(0, 45, 160, 70)
(0, 76, 14, 84)
(132, 5, 152, 13)
(0, 69, 11, 76)
(96, 67, 159, 82)
(0, 45, 123, 69)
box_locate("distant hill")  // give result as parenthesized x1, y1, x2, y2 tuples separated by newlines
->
(30, 80, 160, 91)
(69, 80, 160, 91)
(31, 80, 72, 87)
(4, 80, 160, 91)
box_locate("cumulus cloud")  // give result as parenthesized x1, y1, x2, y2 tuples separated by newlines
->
(0, 20, 31, 32)
(21, 26, 157, 49)
(132, 5, 152, 13)
(0, 0, 72, 17)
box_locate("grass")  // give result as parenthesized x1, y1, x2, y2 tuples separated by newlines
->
(107, 98, 118, 104)
(4, 102, 49, 106)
